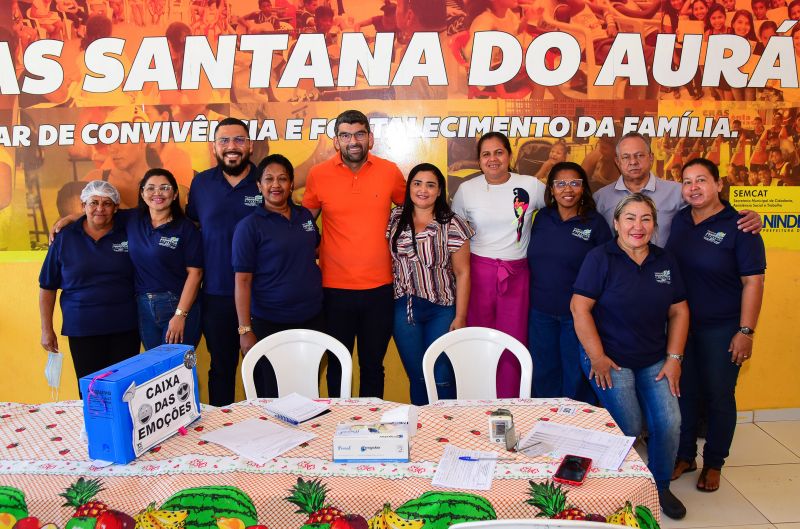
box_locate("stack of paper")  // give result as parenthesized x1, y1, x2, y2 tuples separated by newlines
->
(265, 392, 330, 425)
(433, 445, 500, 490)
(517, 421, 635, 470)
(201, 418, 315, 464)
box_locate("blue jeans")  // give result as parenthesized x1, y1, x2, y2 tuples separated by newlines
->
(137, 292, 202, 351)
(528, 309, 595, 403)
(678, 320, 741, 469)
(581, 350, 680, 490)
(393, 296, 456, 405)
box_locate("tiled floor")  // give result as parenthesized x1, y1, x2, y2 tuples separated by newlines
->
(659, 420, 800, 529)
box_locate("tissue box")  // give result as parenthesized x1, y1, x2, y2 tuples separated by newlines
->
(79, 344, 201, 464)
(333, 423, 409, 463)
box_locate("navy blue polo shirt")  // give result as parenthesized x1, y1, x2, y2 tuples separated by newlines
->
(231, 205, 323, 323)
(39, 216, 137, 337)
(121, 210, 204, 296)
(573, 241, 687, 369)
(186, 163, 262, 296)
(528, 208, 612, 315)
(666, 203, 766, 327)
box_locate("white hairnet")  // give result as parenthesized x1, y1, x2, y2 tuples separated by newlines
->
(80, 180, 121, 205)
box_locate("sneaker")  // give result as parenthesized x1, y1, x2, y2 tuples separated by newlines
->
(659, 488, 687, 520)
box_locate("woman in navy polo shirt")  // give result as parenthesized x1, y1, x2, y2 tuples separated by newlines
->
(571, 193, 690, 520)
(233, 154, 324, 398)
(667, 158, 765, 493)
(527, 162, 611, 400)
(129, 168, 203, 350)
(51, 171, 204, 350)
(39, 181, 140, 386)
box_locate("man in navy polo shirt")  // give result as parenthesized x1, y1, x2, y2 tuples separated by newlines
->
(186, 117, 262, 406)
(594, 132, 761, 245)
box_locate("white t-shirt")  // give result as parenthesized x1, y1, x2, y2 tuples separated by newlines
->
(452, 173, 546, 260)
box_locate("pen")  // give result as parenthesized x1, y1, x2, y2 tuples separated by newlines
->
(459, 456, 516, 461)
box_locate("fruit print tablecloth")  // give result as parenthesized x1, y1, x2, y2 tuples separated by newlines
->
(0, 398, 659, 527)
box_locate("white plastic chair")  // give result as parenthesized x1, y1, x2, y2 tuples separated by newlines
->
(241, 329, 352, 399)
(450, 520, 611, 529)
(422, 327, 533, 403)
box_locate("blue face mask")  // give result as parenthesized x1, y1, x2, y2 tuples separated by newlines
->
(44, 351, 63, 401)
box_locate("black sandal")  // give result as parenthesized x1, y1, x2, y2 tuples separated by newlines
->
(671, 458, 697, 480)
(697, 467, 721, 492)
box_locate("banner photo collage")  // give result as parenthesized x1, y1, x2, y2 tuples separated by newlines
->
(1, 0, 800, 251)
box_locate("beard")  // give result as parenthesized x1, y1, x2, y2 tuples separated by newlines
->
(216, 150, 250, 176)
(340, 143, 367, 165)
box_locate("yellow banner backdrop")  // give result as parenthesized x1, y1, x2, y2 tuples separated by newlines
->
(0, 0, 798, 407)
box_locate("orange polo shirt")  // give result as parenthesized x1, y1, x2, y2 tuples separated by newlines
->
(302, 153, 406, 289)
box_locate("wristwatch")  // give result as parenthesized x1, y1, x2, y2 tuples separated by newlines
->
(237, 325, 253, 335)
(174, 308, 189, 318)
(667, 353, 684, 363)
(739, 326, 755, 336)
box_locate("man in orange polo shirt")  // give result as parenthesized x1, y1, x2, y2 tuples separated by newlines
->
(302, 109, 406, 398)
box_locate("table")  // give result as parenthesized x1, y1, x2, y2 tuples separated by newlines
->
(0, 399, 659, 527)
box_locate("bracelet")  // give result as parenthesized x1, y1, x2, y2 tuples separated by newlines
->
(174, 308, 189, 318)
(738, 331, 754, 341)
(237, 325, 253, 335)
(667, 353, 683, 362)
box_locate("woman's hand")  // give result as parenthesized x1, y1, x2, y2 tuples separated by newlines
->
(588, 354, 620, 390)
(729, 332, 753, 366)
(166, 315, 185, 344)
(240, 332, 257, 356)
(737, 209, 762, 233)
(449, 315, 467, 331)
(656, 357, 682, 397)
(49, 214, 81, 243)
(41, 327, 58, 353)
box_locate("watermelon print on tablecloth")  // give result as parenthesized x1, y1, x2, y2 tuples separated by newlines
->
(160, 486, 258, 529)
(0, 486, 28, 521)
(394, 491, 497, 529)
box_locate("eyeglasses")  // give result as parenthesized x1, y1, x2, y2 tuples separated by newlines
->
(337, 131, 369, 142)
(142, 184, 174, 194)
(619, 153, 649, 165)
(553, 180, 583, 189)
(86, 200, 116, 209)
(215, 136, 249, 146)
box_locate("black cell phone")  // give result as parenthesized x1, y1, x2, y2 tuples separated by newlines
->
(553, 454, 592, 486)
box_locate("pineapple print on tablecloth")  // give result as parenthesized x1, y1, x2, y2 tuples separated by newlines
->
(526, 480, 589, 520)
(285, 478, 345, 525)
(59, 478, 109, 518)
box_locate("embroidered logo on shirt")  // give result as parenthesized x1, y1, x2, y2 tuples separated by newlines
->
(301, 220, 315, 232)
(703, 230, 726, 244)
(158, 236, 180, 250)
(571, 228, 592, 241)
(244, 195, 263, 207)
(112, 241, 129, 253)
(654, 270, 672, 284)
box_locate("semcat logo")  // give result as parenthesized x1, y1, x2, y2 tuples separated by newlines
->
(703, 230, 726, 244)
(654, 270, 671, 285)
(158, 236, 179, 249)
(112, 241, 129, 253)
(302, 220, 315, 232)
(244, 195, 263, 207)
(571, 228, 592, 241)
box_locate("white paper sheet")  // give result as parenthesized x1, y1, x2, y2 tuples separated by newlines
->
(518, 421, 635, 471)
(200, 418, 315, 464)
(432, 445, 499, 490)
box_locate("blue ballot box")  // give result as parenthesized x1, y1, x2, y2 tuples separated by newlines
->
(79, 344, 201, 464)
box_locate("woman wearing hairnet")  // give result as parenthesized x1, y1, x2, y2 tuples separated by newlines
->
(39, 180, 140, 389)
